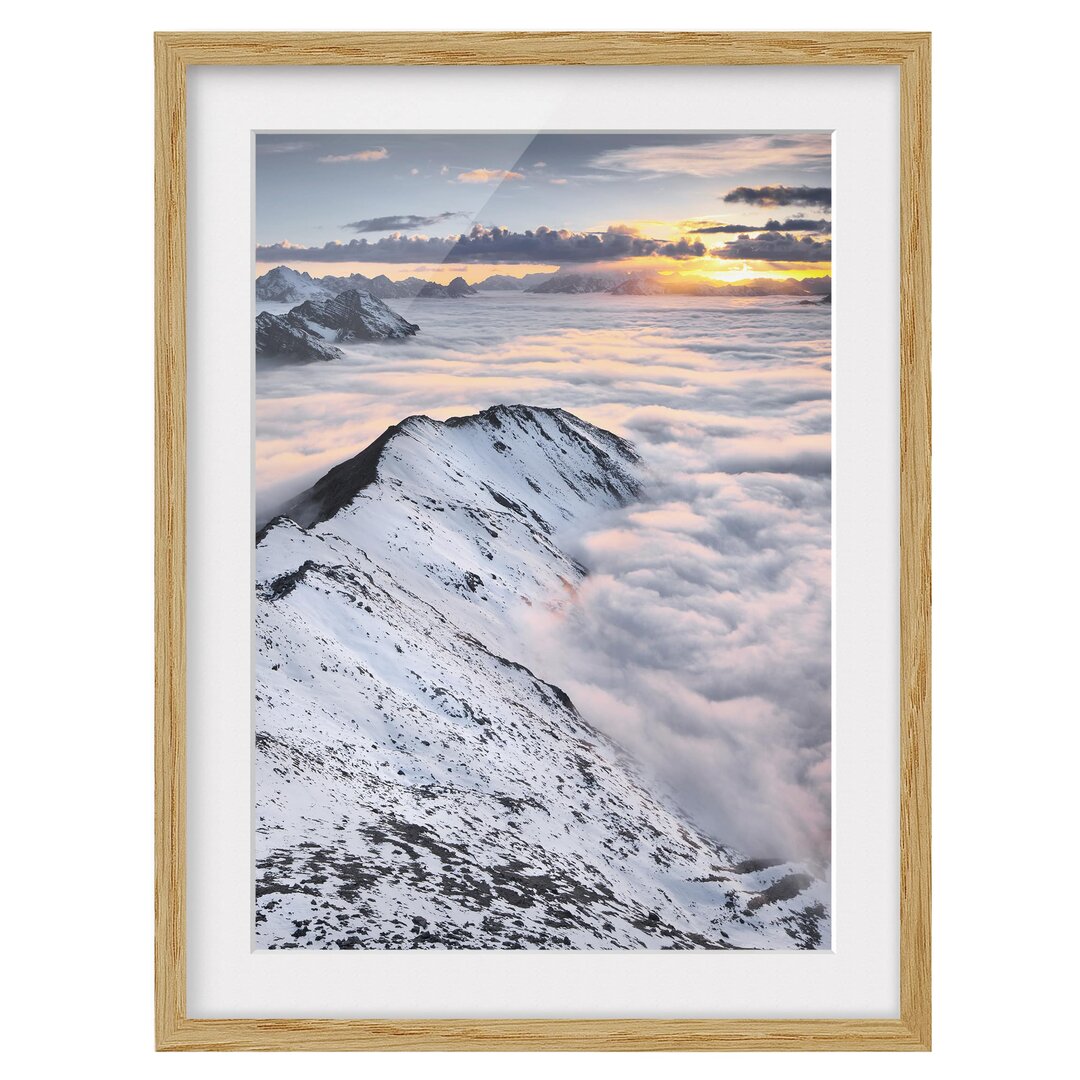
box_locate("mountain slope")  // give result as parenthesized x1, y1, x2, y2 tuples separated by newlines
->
(255, 311, 344, 363)
(608, 273, 668, 296)
(416, 275, 478, 298)
(291, 288, 419, 341)
(255, 405, 830, 949)
(607, 274, 834, 297)
(256, 289, 419, 361)
(527, 271, 631, 294)
(318, 272, 433, 299)
(474, 272, 554, 291)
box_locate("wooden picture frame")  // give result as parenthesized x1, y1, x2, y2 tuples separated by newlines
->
(155, 31, 930, 1052)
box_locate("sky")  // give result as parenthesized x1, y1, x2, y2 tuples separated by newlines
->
(256, 132, 832, 284)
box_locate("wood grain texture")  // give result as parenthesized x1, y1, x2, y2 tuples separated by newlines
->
(897, 32, 932, 1053)
(154, 31, 188, 1051)
(154, 31, 931, 1052)
(157, 1017, 929, 1053)
(156, 30, 928, 67)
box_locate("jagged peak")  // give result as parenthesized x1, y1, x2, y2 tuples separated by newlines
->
(296, 287, 374, 310)
(284, 288, 420, 343)
(261, 264, 312, 280)
(279, 421, 404, 528)
(395, 403, 571, 431)
(271, 405, 641, 531)
(444, 404, 641, 465)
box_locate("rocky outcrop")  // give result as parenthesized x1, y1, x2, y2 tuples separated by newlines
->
(528, 271, 631, 294)
(416, 275, 478, 299)
(255, 311, 344, 362)
(255, 266, 333, 303)
(318, 273, 431, 299)
(608, 274, 667, 296)
(256, 289, 419, 362)
(290, 289, 419, 342)
(474, 272, 554, 291)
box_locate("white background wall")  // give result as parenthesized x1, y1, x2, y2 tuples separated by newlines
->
(2, 1, 1074, 1074)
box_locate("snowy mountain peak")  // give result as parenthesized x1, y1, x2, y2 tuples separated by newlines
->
(255, 406, 830, 950)
(279, 404, 642, 533)
(527, 270, 632, 294)
(255, 310, 345, 363)
(416, 275, 479, 299)
(256, 288, 420, 361)
(291, 289, 420, 342)
(279, 421, 404, 528)
(255, 264, 333, 303)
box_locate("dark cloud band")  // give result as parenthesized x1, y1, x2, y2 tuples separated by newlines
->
(684, 217, 831, 235)
(343, 212, 466, 233)
(711, 232, 832, 263)
(257, 224, 707, 264)
(723, 185, 832, 211)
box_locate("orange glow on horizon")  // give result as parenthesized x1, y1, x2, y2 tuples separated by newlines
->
(255, 257, 831, 287)
(255, 261, 562, 285)
(669, 258, 832, 283)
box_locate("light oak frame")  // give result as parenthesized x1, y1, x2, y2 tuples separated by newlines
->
(155, 31, 931, 1051)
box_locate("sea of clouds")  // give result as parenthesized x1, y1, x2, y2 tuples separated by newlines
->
(256, 292, 832, 862)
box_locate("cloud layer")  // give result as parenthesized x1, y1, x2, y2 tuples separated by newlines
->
(343, 212, 465, 233)
(456, 168, 524, 183)
(684, 217, 832, 235)
(590, 135, 831, 177)
(318, 147, 389, 164)
(711, 232, 833, 263)
(723, 185, 832, 210)
(256, 224, 707, 264)
(255, 292, 832, 861)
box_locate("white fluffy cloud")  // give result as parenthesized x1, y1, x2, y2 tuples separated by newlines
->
(590, 135, 831, 178)
(318, 147, 389, 164)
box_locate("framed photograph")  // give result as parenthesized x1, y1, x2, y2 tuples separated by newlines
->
(156, 31, 930, 1051)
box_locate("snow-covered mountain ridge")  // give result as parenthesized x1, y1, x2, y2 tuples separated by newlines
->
(255, 265, 483, 303)
(256, 288, 419, 362)
(254, 265, 332, 302)
(255, 405, 830, 949)
(291, 289, 419, 342)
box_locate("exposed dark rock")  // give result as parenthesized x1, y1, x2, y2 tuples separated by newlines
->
(528, 271, 631, 294)
(416, 276, 478, 299)
(746, 873, 814, 912)
(474, 272, 554, 291)
(255, 265, 331, 303)
(255, 311, 344, 362)
(280, 423, 403, 527)
(291, 289, 419, 341)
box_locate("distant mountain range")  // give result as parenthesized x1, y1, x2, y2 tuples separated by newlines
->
(527, 271, 832, 298)
(256, 265, 476, 303)
(320, 272, 432, 300)
(256, 264, 833, 304)
(473, 272, 556, 291)
(256, 404, 831, 949)
(257, 265, 529, 303)
(256, 288, 419, 362)
(609, 273, 832, 298)
(255, 266, 333, 303)
(417, 275, 478, 299)
(526, 270, 633, 294)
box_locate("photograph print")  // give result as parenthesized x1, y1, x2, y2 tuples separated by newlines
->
(254, 131, 833, 950)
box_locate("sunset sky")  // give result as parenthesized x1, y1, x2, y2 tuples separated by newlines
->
(256, 132, 832, 285)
